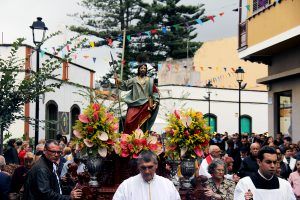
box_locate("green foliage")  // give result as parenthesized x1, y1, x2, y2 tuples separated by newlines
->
(0, 34, 87, 131)
(70, 0, 205, 81)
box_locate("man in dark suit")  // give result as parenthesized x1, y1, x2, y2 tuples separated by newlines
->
(23, 140, 82, 200)
(0, 155, 11, 200)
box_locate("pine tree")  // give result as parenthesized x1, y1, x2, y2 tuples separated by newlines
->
(69, 0, 147, 80)
(70, 0, 206, 81)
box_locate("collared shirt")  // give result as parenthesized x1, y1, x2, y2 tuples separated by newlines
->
(207, 178, 235, 200)
(113, 174, 180, 200)
(53, 163, 62, 194)
(234, 171, 296, 200)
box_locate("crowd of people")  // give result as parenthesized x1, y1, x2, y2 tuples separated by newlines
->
(195, 132, 300, 199)
(0, 132, 300, 199)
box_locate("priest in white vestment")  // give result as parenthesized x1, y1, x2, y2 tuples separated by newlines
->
(198, 145, 221, 178)
(234, 146, 296, 200)
(113, 150, 181, 200)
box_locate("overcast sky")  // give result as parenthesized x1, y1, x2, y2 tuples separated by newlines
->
(0, 0, 240, 78)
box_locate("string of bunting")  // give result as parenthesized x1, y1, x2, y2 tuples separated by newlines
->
(35, 1, 280, 64)
(161, 63, 264, 89)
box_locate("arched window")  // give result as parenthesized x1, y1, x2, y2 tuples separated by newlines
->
(70, 104, 80, 138)
(241, 115, 252, 135)
(204, 113, 217, 133)
(45, 100, 58, 139)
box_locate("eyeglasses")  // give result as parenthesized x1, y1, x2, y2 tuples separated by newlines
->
(46, 149, 62, 155)
(215, 169, 225, 173)
(140, 165, 155, 171)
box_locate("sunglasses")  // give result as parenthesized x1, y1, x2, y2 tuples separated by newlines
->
(46, 148, 62, 155)
(140, 165, 155, 171)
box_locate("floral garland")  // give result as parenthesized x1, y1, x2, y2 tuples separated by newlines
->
(113, 129, 163, 158)
(72, 103, 119, 157)
(164, 109, 211, 160)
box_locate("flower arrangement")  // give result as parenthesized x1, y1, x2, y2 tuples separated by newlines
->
(164, 109, 211, 160)
(72, 103, 119, 157)
(113, 129, 163, 158)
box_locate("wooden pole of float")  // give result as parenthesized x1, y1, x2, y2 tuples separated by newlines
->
(120, 28, 126, 80)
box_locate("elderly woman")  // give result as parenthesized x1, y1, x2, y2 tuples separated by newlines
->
(204, 159, 236, 200)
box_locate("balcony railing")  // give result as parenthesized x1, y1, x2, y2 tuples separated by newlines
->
(253, 0, 270, 14)
(238, 22, 247, 50)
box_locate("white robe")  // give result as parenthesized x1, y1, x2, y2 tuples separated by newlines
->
(113, 174, 181, 200)
(234, 176, 296, 200)
(198, 155, 213, 178)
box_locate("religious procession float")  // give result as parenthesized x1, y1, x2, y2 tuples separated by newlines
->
(71, 102, 211, 199)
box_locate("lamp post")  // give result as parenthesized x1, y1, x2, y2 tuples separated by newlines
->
(235, 66, 245, 140)
(206, 81, 213, 128)
(30, 17, 48, 148)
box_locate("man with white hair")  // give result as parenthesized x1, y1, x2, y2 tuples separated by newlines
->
(199, 145, 221, 178)
(0, 155, 11, 200)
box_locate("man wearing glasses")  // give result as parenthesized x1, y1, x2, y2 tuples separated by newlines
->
(113, 150, 180, 200)
(23, 139, 82, 200)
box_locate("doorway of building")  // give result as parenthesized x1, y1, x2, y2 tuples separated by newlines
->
(45, 101, 58, 139)
(241, 115, 252, 134)
(277, 91, 292, 136)
(70, 105, 80, 138)
(204, 114, 217, 133)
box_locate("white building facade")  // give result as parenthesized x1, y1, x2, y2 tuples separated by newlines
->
(0, 44, 94, 140)
(152, 85, 268, 135)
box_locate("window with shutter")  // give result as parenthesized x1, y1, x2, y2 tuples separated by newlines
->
(253, 0, 269, 13)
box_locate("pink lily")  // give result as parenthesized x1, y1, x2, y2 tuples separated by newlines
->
(78, 114, 90, 123)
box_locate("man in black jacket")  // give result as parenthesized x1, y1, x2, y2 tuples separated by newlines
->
(3, 139, 19, 165)
(23, 140, 81, 200)
(238, 142, 261, 178)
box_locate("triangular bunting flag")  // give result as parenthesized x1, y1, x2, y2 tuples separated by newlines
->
(145, 31, 151, 37)
(66, 45, 70, 52)
(245, 5, 250, 11)
(40, 50, 45, 58)
(105, 38, 113, 46)
(162, 27, 167, 34)
(126, 35, 131, 41)
(167, 64, 171, 71)
(173, 24, 180, 30)
(117, 35, 123, 42)
(93, 57, 96, 63)
(158, 63, 162, 71)
(151, 29, 158, 35)
(208, 16, 215, 22)
(196, 19, 203, 25)
(90, 41, 95, 48)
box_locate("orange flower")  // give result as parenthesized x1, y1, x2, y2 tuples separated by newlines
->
(92, 103, 100, 111)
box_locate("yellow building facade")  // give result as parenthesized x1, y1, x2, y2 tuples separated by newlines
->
(238, 0, 300, 141)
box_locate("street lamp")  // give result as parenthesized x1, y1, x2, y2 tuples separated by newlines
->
(235, 66, 245, 140)
(206, 81, 213, 129)
(30, 17, 48, 148)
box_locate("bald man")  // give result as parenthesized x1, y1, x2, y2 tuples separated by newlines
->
(238, 142, 260, 178)
(199, 145, 221, 178)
